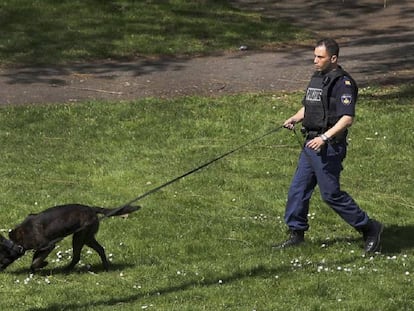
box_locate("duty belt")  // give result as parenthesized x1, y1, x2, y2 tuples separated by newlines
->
(305, 131, 321, 140)
(301, 127, 322, 140)
(301, 127, 347, 144)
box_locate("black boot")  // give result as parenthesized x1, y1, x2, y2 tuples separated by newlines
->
(273, 230, 304, 249)
(360, 220, 384, 253)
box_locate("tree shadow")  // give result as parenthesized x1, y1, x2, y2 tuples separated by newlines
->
(22, 223, 414, 310)
(0, 1, 296, 67)
(0, 58, 191, 86)
(23, 260, 337, 311)
(359, 83, 414, 105)
(8, 262, 135, 276)
(25, 250, 368, 311)
(1, 0, 413, 89)
(233, 0, 414, 87)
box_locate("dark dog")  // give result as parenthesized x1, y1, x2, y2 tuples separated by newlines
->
(0, 203, 139, 272)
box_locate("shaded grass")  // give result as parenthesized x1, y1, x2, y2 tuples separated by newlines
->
(0, 85, 413, 310)
(0, 0, 310, 65)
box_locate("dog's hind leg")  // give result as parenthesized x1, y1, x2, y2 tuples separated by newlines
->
(65, 231, 86, 271)
(85, 237, 109, 271)
(31, 245, 55, 272)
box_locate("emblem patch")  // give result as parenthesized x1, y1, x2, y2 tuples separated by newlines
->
(345, 80, 352, 86)
(341, 94, 353, 105)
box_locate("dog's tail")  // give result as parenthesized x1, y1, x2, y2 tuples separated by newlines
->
(93, 205, 141, 217)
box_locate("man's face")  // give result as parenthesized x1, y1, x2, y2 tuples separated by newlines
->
(313, 45, 336, 72)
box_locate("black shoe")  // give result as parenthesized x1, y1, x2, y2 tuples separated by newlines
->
(362, 220, 384, 253)
(273, 230, 304, 249)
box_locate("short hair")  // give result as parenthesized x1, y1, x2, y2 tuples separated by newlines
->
(316, 38, 339, 57)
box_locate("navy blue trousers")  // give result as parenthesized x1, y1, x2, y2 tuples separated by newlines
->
(285, 141, 369, 231)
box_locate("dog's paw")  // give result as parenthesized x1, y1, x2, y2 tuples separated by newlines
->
(31, 260, 49, 271)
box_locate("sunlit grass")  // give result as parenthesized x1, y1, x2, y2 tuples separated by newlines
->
(0, 85, 413, 310)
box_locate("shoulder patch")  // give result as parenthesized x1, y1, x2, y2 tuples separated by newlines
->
(341, 94, 353, 105)
(345, 80, 352, 86)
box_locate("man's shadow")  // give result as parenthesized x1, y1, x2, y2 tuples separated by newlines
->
(381, 224, 414, 254)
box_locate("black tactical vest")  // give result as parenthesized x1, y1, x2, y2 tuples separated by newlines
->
(302, 67, 356, 132)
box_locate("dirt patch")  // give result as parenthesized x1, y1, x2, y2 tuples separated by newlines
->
(0, 0, 413, 105)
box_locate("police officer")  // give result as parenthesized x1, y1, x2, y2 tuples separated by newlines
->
(275, 38, 383, 253)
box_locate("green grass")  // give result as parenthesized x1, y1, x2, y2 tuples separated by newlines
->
(0, 85, 413, 310)
(0, 0, 310, 65)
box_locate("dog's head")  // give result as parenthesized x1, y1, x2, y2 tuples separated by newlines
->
(0, 234, 25, 271)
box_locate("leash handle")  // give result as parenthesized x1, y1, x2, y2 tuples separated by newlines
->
(292, 126, 321, 166)
(102, 126, 284, 219)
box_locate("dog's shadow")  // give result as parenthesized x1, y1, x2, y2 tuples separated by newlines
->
(9, 262, 134, 276)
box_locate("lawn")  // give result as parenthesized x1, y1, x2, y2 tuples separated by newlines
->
(0, 1, 413, 310)
(0, 85, 413, 310)
(0, 0, 310, 65)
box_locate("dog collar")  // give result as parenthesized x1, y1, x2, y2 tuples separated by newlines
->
(4, 238, 25, 255)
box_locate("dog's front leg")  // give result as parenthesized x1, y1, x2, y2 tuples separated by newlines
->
(31, 245, 55, 272)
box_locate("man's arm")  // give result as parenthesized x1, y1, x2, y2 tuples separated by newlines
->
(323, 115, 353, 139)
(306, 115, 353, 151)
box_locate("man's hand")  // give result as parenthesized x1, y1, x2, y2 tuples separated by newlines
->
(283, 117, 297, 130)
(306, 136, 326, 151)
(283, 107, 305, 130)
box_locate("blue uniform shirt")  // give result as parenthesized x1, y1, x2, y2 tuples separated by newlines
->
(331, 76, 357, 118)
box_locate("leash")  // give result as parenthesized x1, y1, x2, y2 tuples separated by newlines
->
(292, 126, 325, 168)
(12, 125, 284, 254)
(101, 125, 284, 220)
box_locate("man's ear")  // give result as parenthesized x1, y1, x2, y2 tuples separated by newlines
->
(331, 55, 338, 64)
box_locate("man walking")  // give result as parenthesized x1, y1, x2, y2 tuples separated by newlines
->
(275, 38, 383, 253)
